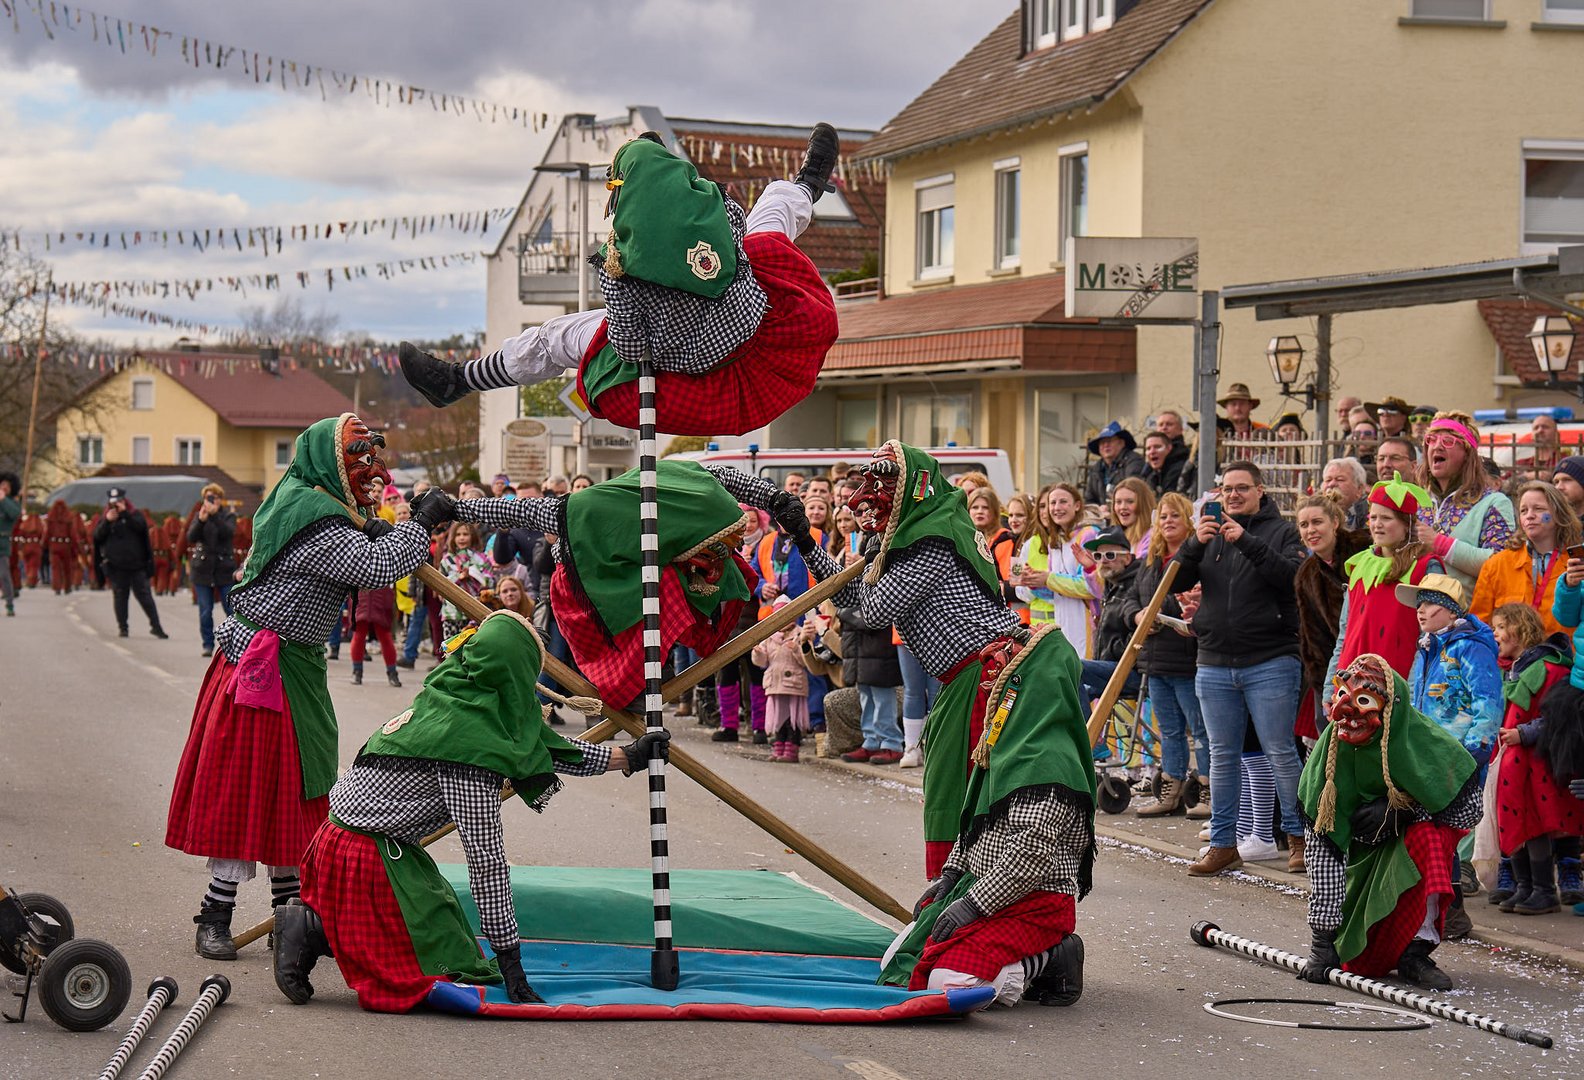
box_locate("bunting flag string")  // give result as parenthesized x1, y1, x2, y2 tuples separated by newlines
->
(673, 133, 889, 194)
(0, 338, 483, 376)
(1, 0, 556, 130)
(42, 250, 482, 301)
(2, 207, 517, 255)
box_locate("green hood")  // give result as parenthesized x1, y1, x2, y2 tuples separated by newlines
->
(361, 610, 586, 808)
(865, 441, 1000, 601)
(597, 137, 736, 299)
(237, 414, 358, 592)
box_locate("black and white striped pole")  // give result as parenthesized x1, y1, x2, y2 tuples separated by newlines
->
(134, 975, 230, 1080)
(1190, 922, 1552, 1048)
(97, 977, 177, 1080)
(637, 355, 678, 991)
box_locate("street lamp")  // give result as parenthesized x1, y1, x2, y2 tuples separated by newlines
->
(1266, 335, 1305, 390)
(1528, 313, 1580, 389)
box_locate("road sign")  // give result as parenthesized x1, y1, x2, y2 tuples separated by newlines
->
(1065, 237, 1200, 321)
(557, 378, 593, 423)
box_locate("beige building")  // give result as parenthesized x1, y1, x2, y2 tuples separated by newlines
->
(783, 0, 1584, 494)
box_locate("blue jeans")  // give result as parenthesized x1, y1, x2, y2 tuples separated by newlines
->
(401, 603, 429, 662)
(1149, 673, 1209, 780)
(858, 685, 903, 751)
(898, 644, 939, 718)
(1079, 658, 1140, 711)
(193, 582, 233, 650)
(1196, 656, 1304, 849)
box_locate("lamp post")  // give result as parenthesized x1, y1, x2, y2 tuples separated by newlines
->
(534, 160, 603, 474)
(1528, 313, 1581, 401)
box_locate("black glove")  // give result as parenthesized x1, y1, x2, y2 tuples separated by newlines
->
(928, 894, 983, 943)
(620, 729, 672, 776)
(1349, 798, 1410, 846)
(495, 948, 544, 1004)
(1298, 927, 1339, 984)
(912, 867, 963, 921)
(362, 517, 395, 540)
(410, 489, 457, 531)
(768, 490, 814, 555)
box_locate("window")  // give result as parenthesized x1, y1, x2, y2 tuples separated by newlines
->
(1409, 0, 1487, 17)
(275, 438, 293, 468)
(837, 396, 879, 447)
(1030, 0, 1058, 47)
(811, 188, 857, 221)
(915, 175, 955, 279)
(1523, 143, 1584, 249)
(131, 436, 151, 465)
(1059, 145, 1089, 256)
(899, 392, 972, 448)
(1063, 0, 1086, 39)
(1037, 389, 1110, 488)
(130, 378, 154, 410)
(77, 435, 103, 467)
(176, 438, 203, 466)
(1091, 0, 1113, 31)
(1543, 0, 1584, 23)
(994, 160, 1021, 269)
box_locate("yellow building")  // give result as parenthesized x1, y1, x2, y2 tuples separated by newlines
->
(47, 351, 355, 497)
(774, 0, 1584, 493)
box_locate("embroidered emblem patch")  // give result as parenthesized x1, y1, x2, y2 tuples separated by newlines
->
(687, 240, 722, 281)
(381, 709, 413, 735)
(975, 531, 996, 564)
(912, 469, 931, 502)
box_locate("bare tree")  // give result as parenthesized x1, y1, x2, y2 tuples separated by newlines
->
(395, 402, 479, 490)
(237, 295, 340, 348)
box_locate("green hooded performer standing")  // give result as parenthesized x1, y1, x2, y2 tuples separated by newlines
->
(166, 413, 457, 961)
(1298, 653, 1481, 991)
(739, 441, 1094, 1008)
(272, 609, 672, 1011)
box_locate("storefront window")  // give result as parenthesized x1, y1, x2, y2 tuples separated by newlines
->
(1037, 389, 1109, 488)
(899, 392, 972, 448)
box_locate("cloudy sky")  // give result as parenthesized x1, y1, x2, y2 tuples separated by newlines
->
(0, 0, 1010, 348)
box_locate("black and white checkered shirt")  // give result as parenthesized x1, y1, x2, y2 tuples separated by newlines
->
(596, 196, 768, 374)
(329, 744, 611, 953)
(1304, 775, 1482, 930)
(941, 788, 1092, 915)
(216, 518, 431, 661)
(456, 497, 563, 558)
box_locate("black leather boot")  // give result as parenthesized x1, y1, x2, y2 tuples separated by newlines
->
(194, 902, 238, 961)
(351, 663, 363, 685)
(399, 341, 471, 409)
(1027, 933, 1083, 1006)
(1396, 938, 1453, 992)
(386, 666, 402, 688)
(272, 899, 331, 1005)
(794, 123, 840, 202)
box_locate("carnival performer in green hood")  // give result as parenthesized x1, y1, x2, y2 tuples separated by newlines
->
(398, 124, 842, 436)
(272, 609, 671, 1011)
(1298, 653, 1482, 991)
(166, 413, 458, 962)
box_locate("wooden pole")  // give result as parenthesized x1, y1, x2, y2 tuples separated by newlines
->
(1086, 560, 1180, 749)
(19, 274, 51, 505)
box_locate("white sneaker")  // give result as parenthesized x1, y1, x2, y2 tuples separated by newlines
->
(1237, 836, 1280, 861)
(899, 745, 923, 769)
(1197, 825, 1211, 842)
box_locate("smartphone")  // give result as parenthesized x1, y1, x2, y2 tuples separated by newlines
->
(1568, 543, 1584, 561)
(1202, 500, 1223, 522)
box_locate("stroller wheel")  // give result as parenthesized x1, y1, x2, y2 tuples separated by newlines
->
(1096, 773, 1132, 815)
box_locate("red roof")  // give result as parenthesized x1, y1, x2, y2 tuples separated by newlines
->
(1478, 299, 1579, 386)
(145, 351, 357, 428)
(826, 272, 1134, 373)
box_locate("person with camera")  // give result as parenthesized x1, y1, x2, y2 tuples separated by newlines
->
(186, 483, 237, 657)
(92, 486, 167, 639)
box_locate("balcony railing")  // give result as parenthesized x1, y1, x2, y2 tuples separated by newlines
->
(832, 276, 880, 301)
(516, 231, 604, 277)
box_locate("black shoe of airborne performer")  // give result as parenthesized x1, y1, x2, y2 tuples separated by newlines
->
(794, 123, 840, 202)
(194, 902, 238, 962)
(399, 341, 471, 409)
(1027, 933, 1084, 1007)
(273, 899, 331, 1005)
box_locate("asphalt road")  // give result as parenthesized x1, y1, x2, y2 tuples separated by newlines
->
(2, 587, 1579, 1079)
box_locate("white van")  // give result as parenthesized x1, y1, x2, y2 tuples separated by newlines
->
(673, 445, 1016, 497)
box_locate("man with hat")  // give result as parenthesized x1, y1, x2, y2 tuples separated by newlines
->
(1553, 457, 1584, 516)
(1083, 421, 1147, 507)
(1408, 406, 1437, 444)
(92, 486, 167, 639)
(399, 125, 842, 437)
(1217, 383, 1267, 438)
(1365, 397, 1412, 441)
(1074, 525, 1142, 714)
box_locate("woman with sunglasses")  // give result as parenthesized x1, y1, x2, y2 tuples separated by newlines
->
(1416, 411, 1516, 595)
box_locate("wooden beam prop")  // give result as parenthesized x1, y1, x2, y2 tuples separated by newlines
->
(1085, 560, 1180, 750)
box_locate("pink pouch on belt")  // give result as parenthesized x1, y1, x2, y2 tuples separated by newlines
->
(234, 627, 286, 713)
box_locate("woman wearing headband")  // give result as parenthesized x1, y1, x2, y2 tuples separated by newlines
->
(1415, 412, 1515, 596)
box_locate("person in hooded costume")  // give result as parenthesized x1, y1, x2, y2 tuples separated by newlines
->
(272, 610, 671, 1011)
(166, 413, 457, 962)
(450, 459, 759, 708)
(1298, 654, 1482, 992)
(397, 126, 841, 437)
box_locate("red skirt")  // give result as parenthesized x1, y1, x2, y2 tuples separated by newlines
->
(165, 656, 329, 868)
(909, 891, 1075, 989)
(300, 822, 440, 1013)
(1495, 743, 1584, 854)
(1343, 821, 1459, 978)
(579, 231, 838, 436)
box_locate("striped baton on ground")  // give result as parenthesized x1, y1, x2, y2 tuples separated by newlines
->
(637, 354, 679, 991)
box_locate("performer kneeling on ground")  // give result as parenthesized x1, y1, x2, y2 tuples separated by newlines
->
(273, 609, 671, 1011)
(165, 413, 455, 960)
(1299, 654, 1481, 991)
(399, 125, 841, 436)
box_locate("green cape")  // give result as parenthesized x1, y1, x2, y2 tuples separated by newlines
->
(361, 610, 586, 809)
(1297, 666, 1476, 962)
(866, 441, 1000, 601)
(598, 138, 736, 299)
(560, 459, 750, 639)
(237, 414, 358, 591)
